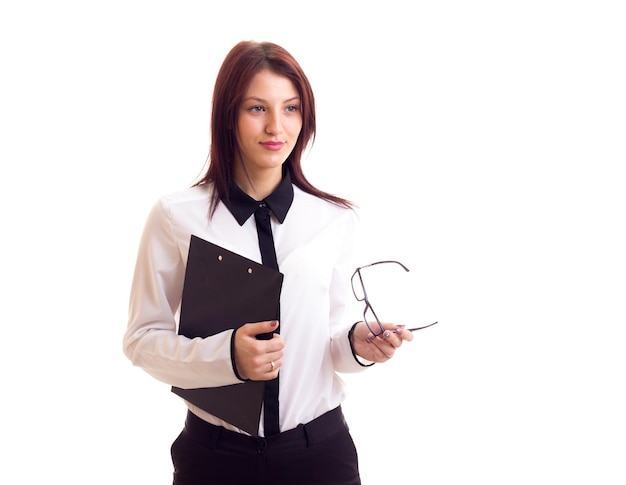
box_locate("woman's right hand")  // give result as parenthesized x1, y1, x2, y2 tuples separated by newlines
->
(233, 320, 284, 380)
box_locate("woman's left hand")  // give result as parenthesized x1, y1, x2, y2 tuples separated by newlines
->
(351, 322, 414, 363)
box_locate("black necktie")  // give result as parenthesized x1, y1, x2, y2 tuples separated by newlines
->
(253, 202, 280, 436)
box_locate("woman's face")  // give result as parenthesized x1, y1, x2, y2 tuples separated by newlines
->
(235, 69, 302, 180)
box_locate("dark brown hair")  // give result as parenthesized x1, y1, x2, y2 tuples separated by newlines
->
(194, 40, 353, 214)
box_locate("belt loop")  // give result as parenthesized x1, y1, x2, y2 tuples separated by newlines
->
(302, 423, 313, 448)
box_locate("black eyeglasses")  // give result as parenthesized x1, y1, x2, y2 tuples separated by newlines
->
(351, 260, 438, 337)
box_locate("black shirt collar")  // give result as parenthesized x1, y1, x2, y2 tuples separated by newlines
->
(221, 169, 294, 226)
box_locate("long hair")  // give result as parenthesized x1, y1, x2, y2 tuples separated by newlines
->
(194, 41, 353, 215)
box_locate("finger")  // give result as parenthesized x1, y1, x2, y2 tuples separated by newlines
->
(380, 329, 403, 347)
(369, 343, 393, 362)
(392, 327, 414, 342)
(264, 334, 285, 354)
(265, 358, 283, 374)
(266, 347, 284, 367)
(371, 334, 397, 359)
(240, 320, 280, 338)
(259, 346, 283, 371)
(248, 356, 281, 380)
(377, 323, 413, 343)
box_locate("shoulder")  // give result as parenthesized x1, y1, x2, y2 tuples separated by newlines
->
(143, 184, 214, 233)
(292, 186, 358, 216)
(291, 186, 360, 229)
(158, 184, 213, 209)
(150, 184, 212, 218)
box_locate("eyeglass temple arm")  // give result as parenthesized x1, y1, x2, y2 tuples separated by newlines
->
(407, 321, 438, 332)
(359, 260, 410, 272)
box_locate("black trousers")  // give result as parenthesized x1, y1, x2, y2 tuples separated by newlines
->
(171, 406, 361, 485)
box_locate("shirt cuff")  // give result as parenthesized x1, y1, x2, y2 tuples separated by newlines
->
(230, 328, 249, 381)
(348, 322, 375, 367)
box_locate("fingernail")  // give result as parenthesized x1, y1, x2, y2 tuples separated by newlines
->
(384, 331, 391, 338)
(394, 328, 403, 335)
(271, 320, 279, 326)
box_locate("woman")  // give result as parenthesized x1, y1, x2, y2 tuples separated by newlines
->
(123, 40, 413, 485)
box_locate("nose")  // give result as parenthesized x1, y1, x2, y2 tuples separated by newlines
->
(265, 112, 283, 135)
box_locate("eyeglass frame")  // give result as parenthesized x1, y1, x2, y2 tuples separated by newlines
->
(350, 260, 438, 337)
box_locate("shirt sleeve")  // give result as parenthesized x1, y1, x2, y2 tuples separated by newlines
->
(122, 198, 243, 389)
(329, 208, 370, 373)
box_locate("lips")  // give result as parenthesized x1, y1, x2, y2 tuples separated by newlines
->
(261, 141, 285, 151)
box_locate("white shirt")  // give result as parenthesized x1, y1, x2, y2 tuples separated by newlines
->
(123, 179, 366, 436)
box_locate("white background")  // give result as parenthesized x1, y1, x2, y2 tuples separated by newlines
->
(1, 1, 625, 484)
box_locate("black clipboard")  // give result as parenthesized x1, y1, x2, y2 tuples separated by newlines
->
(171, 235, 283, 436)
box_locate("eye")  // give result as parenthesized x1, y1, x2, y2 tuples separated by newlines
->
(286, 104, 300, 113)
(248, 105, 265, 112)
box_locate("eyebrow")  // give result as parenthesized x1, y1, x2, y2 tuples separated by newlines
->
(242, 96, 300, 104)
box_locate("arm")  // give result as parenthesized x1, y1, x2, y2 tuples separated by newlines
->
(122, 198, 242, 389)
(329, 209, 414, 370)
(329, 209, 373, 372)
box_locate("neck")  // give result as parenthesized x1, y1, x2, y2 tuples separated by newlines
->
(233, 163, 283, 201)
